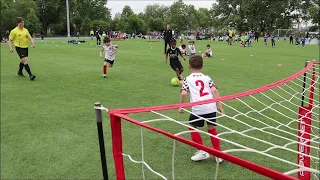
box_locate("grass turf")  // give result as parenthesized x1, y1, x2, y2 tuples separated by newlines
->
(1, 38, 319, 180)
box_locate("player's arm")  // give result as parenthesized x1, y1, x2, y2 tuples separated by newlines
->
(8, 30, 15, 52)
(110, 49, 118, 56)
(100, 48, 104, 58)
(211, 86, 224, 114)
(27, 30, 35, 48)
(179, 89, 188, 113)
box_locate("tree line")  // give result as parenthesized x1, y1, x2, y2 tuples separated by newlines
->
(1, 0, 319, 37)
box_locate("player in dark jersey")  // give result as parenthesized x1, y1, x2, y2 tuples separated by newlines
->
(95, 28, 101, 47)
(163, 24, 173, 54)
(166, 39, 186, 81)
(271, 33, 276, 48)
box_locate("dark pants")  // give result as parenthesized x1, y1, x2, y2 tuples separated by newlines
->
(164, 41, 170, 52)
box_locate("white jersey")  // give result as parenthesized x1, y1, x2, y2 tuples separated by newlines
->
(189, 44, 196, 54)
(182, 73, 217, 115)
(102, 44, 116, 61)
(179, 45, 186, 54)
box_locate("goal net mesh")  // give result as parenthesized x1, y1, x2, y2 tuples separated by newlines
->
(272, 29, 294, 37)
(99, 61, 319, 180)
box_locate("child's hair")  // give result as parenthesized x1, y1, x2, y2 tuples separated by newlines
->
(170, 39, 176, 45)
(207, 44, 210, 48)
(189, 55, 203, 70)
(181, 44, 186, 49)
(103, 37, 111, 43)
(16, 17, 24, 23)
(189, 40, 194, 44)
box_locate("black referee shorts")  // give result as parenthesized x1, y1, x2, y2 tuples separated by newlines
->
(189, 112, 217, 127)
(16, 47, 28, 59)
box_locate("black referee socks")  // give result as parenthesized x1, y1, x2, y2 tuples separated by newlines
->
(18, 62, 24, 73)
(24, 64, 32, 76)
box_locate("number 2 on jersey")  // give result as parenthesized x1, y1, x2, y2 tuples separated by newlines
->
(195, 80, 209, 97)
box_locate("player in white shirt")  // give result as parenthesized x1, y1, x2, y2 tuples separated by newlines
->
(179, 55, 224, 163)
(188, 41, 196, 56)
(100, 37, 118, 78)
(179, 43, 187, 56)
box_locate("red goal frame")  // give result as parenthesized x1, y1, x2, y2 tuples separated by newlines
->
(96, 61, 319, 180)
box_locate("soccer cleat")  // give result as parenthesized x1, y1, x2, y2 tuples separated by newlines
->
(29, 75, 36, 81)
(215, 157, 224, 164)
(17, 72, 25, 77)
(191, 150, 210, 161)
(103, 74, 107, 78)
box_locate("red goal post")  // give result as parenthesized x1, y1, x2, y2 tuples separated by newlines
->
(94, 61, 319, 180)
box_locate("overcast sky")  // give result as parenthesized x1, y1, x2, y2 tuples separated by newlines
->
(107, 1, 216, 18)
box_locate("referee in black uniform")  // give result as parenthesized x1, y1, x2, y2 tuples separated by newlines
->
(163, 24, 172, 54)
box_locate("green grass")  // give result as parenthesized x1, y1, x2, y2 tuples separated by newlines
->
(1, 38, 319, 180)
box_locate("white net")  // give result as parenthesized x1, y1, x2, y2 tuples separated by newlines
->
(102, 62, 319, 180)
(272, 29, 294, 37)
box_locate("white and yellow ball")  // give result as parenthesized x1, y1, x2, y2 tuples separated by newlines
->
(171, 77, 180, 86)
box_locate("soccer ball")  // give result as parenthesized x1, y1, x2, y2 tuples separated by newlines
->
(114, 44, 118, 48)
(171, 77, 180, 86)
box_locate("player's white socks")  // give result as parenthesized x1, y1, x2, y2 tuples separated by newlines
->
(215, 157, 224, 164)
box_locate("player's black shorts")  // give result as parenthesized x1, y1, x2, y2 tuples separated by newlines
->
(96, 36, 101, 41)
(170, 60, 183, 71)
(16, 47, 28, 59)
(104, 59, 114, 65)
(189, 112, 217, 127)
(229, 36, 232, 40)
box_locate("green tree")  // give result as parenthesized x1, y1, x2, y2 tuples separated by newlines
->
(127, 14, 146, 34)
(170, 1, 188, 31)
(36, 0, 65, 35)
(121, 5, 134, 18)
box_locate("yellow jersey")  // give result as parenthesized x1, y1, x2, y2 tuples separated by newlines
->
(9, 27, 31, 48)
(90, 30, 94, 35)
(228, 30, 233, 37)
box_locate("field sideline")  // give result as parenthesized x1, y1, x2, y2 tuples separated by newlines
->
(1, 38, 319, 179)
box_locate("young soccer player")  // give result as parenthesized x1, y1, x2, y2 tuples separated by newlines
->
(179, 55, 224, 163)
(264, 33, 268, 47)
(100, 37, 117, 78)
(95, 28, 101, 47)
(179, 42, 187, 56)
(248, 35, 253, 47)
(271, 33, 276, 48)
(284, 35, 287, 43)
(188, 41, 196, 56)
(166, 39, 186, 80)
(301, 37, 306, 48)
(204, 44, 212, 58)
(90, 29, 94, 40)
(240, 33, 246, 47)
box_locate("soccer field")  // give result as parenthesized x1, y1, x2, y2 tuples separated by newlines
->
(1, 38, 319, 179)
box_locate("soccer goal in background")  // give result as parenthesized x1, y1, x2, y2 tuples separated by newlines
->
(94, 61, 319, 180)
(272, 29, 294, 37)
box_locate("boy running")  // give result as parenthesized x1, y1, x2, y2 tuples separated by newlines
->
(166, 39, 185, 80)
(100, 37, 117, 78)
(179, 55, 224, 163)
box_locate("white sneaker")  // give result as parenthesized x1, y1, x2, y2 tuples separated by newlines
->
(103, 74, 107, 78)
(215, 157, 224, 164)
(191, 150, 210, 161)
